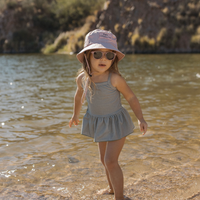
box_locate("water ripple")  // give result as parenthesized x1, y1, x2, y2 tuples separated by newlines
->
(0, 53, 200, 199)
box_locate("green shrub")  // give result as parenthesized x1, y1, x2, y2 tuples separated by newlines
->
(42, 44, 57, 54)
(2, 0, 105, 31)
(1, 0, 105, 53)
(51, 0, 105, 31)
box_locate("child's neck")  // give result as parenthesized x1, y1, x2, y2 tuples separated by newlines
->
(91, 71, 110, 83)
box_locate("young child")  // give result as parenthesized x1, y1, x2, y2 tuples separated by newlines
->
(69, 29, 147, 200)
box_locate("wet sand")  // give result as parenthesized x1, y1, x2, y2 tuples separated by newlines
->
(1, 163, 200, 199)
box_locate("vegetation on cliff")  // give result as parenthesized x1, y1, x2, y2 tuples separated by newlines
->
(39, 0, 200, 54)
(0, 0, 200, 54)
(0, 0, 105, 53)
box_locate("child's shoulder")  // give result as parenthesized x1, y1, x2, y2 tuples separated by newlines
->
(76, 72, 85, 87)
(110, 72, 122, 79)
(110, 72, 125, 88)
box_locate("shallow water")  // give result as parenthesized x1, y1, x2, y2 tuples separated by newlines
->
(0, 53, 200, 200)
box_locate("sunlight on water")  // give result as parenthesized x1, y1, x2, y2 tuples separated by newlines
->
(0, 53, 200, 199)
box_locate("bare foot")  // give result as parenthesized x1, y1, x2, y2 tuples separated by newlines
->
(97, 188, 114, 195)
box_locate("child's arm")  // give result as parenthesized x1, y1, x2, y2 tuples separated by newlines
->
(69, 74, 84, 127)
(112, 74, 148, 135)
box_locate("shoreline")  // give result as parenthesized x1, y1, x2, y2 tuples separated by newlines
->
(0, 51, 200, 55)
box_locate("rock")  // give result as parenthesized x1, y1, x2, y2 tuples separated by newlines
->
(92, 0, 200, 53)
(0, 0, 200, 54)
(68, 156, 79, 163)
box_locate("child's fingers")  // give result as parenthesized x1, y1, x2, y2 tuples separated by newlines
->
(69, 119, 73, 128)
(69, 118, 80, 127)
(142, 124, 148, 135)
(140, 123, 147, 135)
(142, 128, 146, 135)
(73, 119, 80, 126)
(140, 124, 144, 132)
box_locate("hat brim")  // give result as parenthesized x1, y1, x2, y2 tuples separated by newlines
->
(76, 42, 125, 63)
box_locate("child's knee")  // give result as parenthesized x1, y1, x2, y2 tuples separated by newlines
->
(104, 157, 118, 170)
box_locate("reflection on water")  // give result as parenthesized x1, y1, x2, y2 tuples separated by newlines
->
(0, 53, 200, 199)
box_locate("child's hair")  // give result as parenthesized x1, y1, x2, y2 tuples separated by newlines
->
(76, 50, 121, 96)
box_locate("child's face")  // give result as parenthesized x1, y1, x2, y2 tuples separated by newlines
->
(89, 49, 114, 74)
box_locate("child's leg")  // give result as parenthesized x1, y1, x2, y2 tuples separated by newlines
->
(104, 137, 126, 200)
(97, 141, 114, 194)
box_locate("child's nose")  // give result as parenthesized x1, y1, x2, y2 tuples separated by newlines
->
(101, 53, 107, 60)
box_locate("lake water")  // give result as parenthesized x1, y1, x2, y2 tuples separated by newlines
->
(0, 53, 200, 200)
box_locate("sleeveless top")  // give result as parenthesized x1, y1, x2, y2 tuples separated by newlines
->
(81, 73, 135, 142)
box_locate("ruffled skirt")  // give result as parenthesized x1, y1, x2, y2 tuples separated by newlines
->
(81, 107, 135, 142)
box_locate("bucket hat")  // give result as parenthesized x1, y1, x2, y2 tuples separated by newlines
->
(77, 29, 125, 63)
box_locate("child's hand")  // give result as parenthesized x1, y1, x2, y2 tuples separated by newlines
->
(69, 115, 80, 127)
(138, 119, 148, 135)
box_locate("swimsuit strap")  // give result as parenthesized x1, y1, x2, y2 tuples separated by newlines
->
(107, 72, 117, 90)
(107, 72, 111, 83)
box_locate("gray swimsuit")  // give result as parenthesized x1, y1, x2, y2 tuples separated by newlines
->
(81, 73, 135, 142)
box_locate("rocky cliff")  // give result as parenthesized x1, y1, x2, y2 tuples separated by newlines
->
(0, 0, 200, 54)
(93, 0, 200, 53)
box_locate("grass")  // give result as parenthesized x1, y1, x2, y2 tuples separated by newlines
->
(190, 26, 200, 48)
(156, 28, 167, 44)
(130, 27, 140, 45)
(42, 15, 96, 54)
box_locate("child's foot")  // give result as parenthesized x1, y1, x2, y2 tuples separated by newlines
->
(97, 188, 114, 195)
